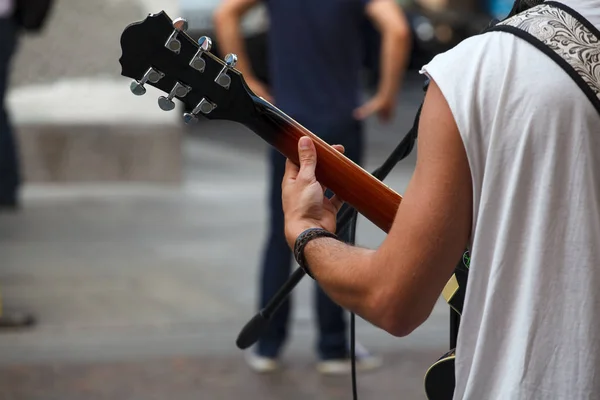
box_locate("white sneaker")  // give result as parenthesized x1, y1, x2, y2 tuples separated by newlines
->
(316, 342, 382, 375)
(316, 359, 352, 375)
(245, 351, 280, 373)
(354, 341, 383, 371)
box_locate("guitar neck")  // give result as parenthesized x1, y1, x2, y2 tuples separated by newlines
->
(241, 96, 402, 233)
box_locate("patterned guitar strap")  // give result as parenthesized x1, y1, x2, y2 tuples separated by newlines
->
(485, 0, 600, 114)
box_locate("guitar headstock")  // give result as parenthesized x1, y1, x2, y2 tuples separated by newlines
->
(119, 12, 257, 125)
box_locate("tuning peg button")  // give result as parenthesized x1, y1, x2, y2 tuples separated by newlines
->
(214, 53, 237, 89)
(224, 53, 237, 68)
(130, 67, 165, 96)
(173, 17, 188, 31)
(158, 82, 192, 111)
(165, 17, 188, 54)
(130, 81, 146, 96)
(198, 36, 212, 51)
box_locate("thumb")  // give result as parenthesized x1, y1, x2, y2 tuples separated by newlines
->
(297, 136, 317, 181)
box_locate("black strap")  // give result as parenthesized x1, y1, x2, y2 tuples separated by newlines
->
(336, 81, 426, 238)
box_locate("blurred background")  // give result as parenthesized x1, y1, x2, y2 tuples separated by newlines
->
(0, 0, 510, 398)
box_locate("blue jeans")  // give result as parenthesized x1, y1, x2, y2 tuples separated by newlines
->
(257, 116, 364, 360)
(0, 18, 19, 201)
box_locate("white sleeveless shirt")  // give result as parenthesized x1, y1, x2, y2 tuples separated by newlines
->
(421, 1, 600, 398)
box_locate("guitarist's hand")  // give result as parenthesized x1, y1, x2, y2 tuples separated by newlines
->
(282, 137, 345, 249)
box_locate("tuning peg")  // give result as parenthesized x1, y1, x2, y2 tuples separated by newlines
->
(190, 36, 212, 72)
(224, 53, 237, 68)
(214, 53, 238, 89)
(165, 17, 188, 54)
(130, 67, 165, 96)
(158, 82, 192, 111)
(198, 36, 212, 51)
(183, 98, 217, 124)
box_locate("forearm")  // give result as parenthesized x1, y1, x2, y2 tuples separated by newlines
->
(213, 9, 256, 79)
(376, 25, 411, 99)
(303, 237, 389, 327)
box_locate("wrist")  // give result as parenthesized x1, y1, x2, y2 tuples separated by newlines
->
(285, 220, 321, 248)
(375, 88, 396, 103)
(293, 227, 339, 279)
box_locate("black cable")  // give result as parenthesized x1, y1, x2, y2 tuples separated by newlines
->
(344, 94, 424, 400)
(344, 206, 360, 399)
(351, 312, 358, 399)
(342, 103, 420, 397)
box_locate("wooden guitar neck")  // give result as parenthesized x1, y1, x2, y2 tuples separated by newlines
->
(243, 96, 402, 233)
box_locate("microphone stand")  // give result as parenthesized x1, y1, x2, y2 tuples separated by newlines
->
(236, 85, 426, 350)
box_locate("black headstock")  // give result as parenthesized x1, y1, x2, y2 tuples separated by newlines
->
(119, 11, 258, 125)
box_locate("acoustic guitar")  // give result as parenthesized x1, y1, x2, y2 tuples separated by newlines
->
(423, 250, 469, 400)
(119, 12, 465, 400)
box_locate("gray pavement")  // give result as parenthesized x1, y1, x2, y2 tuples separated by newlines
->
(9, 0, 176, 89)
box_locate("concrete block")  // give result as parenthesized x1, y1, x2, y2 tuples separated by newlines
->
(8, 79, 184, 183)
(17, 124, 182, 183)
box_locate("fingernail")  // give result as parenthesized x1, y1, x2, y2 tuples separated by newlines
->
(299, 137, 310, 149)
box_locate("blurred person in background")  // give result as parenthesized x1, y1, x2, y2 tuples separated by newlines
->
(0, 0, 53, 211)
(0, 0, 19, 211)
(214, 0, 411, 374)
(0, 0, 53, 327)
(0, 0, 34, 328)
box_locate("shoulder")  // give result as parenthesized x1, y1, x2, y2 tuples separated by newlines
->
(421, 29, 584, 129)
(420, 31, 520, 94)
(419, 32, 537, 139)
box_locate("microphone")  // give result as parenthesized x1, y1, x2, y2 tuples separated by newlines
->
(236, 102, 424, 350)
(236, 267, 306, 349)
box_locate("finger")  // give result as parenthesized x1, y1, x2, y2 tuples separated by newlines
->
(283, 158, 300, 182)
(331, 144, 345, 154)
(329, 194, 345, 213)
(264, 92, 275, 104)
(379, 106, 393, 123)
(321, 145, 344, 193)
(297, 136, 317, 182)
(353, 101, 376, 120)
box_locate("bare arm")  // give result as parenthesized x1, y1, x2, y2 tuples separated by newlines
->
(284, 79, 472, 336)
(213, 0, 273, 101)
(355, 0, 412, 121)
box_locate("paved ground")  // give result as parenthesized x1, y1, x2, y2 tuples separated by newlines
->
(10, 0, 179, 89)
(0, 1, 453, 399)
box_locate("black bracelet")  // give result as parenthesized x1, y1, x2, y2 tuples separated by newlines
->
(293, 228, 339, 279)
